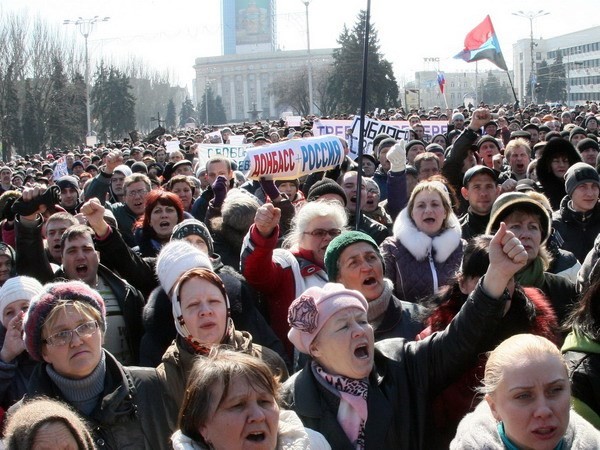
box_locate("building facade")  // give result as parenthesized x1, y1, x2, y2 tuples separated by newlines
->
(193, 49, 334, 122)
(512, 26, 600, 105)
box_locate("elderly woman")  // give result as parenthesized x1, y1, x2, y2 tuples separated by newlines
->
(451, 334, 600, 449)
(134, 190, 185, 257)
(4, 398, 95, 449)
(20, 280, 172, 449)
(283, 222, 530, 449)
(155, 242, 288, 431)
(171, 350, 330, 450)
(0, 276, 43, 410)
(324, 230, 424, 341)
(381, 180, 463, 303)
(486, 192, 577, 324)
(241, 200, 348, 355)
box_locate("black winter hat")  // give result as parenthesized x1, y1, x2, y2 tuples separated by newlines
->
(577, 138, 600, 153)
(564, 162, 600, 197)
(307, 178, 347, 206)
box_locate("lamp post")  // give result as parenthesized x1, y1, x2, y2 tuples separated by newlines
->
(512, 10, 549, 105)
(302, 0, 314, 116)
(64, 16, 110, 138)
(204, 78, 214, 126)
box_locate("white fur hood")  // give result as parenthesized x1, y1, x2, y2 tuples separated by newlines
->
(392, 207, 462, 263)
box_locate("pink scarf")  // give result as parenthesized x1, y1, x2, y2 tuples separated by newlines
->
(313, 363, 368, 449)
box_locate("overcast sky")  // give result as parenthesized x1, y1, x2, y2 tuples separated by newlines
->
(1, 0, 594, 93)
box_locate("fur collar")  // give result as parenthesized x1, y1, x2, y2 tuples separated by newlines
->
(393, 208, 462, 263)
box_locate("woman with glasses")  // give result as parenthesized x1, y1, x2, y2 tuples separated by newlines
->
(241, 200, 347, 358)
(19, 280, 172, 449)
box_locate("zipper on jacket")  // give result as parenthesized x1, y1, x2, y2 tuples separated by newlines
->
(428, 252, 439, 292)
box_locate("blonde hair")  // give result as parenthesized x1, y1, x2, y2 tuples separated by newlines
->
(42, 300, 102, 340)
(505, 138, 531, 160)
(480, 334, 566, 395)
(407, 180, 455, 231)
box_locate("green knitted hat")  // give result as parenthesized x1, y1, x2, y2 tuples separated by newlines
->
(324, 231, 380, 282)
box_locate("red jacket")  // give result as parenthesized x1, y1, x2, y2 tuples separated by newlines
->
(241, 224, 327, 357)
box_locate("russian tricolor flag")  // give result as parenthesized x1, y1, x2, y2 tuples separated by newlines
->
(454, 15, 508, 71)
(437, 72, 446, 94)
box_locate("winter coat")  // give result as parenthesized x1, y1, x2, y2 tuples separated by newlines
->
(105, 201, 139, 248)
(18, 350, 172, 450)
(157, 333, 288, 432)
(552, 196, 600, 263)
(417, 285, 559, 449)
(381, 208, 463, 303)
(140, 264, 288, 369)
(241, 224, 329, 356)
(547, 228, 581, 284)
(348, 212, 391, 245)
(459, 209, 490, 241)
(578, 233, 600, 292)
(170, 410, 331, 450)
(450, 401, 600, 449)
(373, 293, 425, 341)
(86, 171, 120, 206)
(0, 326, 37, 410)
(282, 280, 508, 450)
(536, 138, 582, 211)
(562, 330, 600, 429)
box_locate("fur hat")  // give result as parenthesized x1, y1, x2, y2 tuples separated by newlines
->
(485, 192, 550, 244)
(287, 283, 368, 355)
(324, 231, 381, 282)
(171, 218, 214, 255)
(155, 240, 212, 295)
(564, 162, 600, 197)
(0, 276, 43, 321)
(23, 281, 106, 362)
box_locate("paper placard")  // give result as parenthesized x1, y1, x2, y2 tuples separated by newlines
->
(197, 144, 252, 173)
(165, 140, 181, 153)
(286, 116, 302, 127)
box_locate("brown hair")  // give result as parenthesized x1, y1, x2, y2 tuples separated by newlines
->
(178, 349, 281, 444)
(174, 268, 228, 308)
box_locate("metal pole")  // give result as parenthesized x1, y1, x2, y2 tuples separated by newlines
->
(355, 0, 371, 231)
(529, 17, 535, 104)
(205, 79, 209, 126)
(84, 33, 91, 137)
(303, 1, 314, 116)
(64, 16, 110, 138)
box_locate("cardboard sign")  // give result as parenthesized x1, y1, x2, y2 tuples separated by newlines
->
(245, 135, 344, 180)
(165, 140, 181, 153)
(286, 115, 302, 127)
(197, 144, 252, 172)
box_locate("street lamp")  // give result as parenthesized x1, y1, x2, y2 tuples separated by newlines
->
(302, 0, 314, 116)
(64, 16, 110, 138)
(512, 10, 549, 105)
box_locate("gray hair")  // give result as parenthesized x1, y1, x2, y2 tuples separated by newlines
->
(283, 200, 347, 249)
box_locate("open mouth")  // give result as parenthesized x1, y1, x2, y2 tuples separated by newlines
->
(76, 264, 88, 277)
(159, 221, 171, 229)
(350, 196, 357, 204)
(354, 344, 369, 359)
(366, 199, 374, 205)
(423, 218, 436, 224)
(246, 432, 266, 442)
(363, 277, 376, 286)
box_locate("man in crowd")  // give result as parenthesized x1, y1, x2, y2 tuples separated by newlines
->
(459, 165, 500, 240)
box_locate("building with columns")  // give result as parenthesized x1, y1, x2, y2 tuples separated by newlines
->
(193, 48, 334, 122)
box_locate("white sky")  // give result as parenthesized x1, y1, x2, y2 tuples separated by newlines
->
(1, 0, 594, 94)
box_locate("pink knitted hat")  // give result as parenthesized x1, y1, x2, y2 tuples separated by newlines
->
(287, 283, 368, 355)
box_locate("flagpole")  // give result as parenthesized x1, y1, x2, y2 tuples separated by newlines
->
(504, 70, 519, 106)
(475, 61, 479, 105)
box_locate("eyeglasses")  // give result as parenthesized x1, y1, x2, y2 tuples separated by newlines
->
(126, 189, 149, 198)
(43, 321, 99, 346)
(303, 228, 342, 238)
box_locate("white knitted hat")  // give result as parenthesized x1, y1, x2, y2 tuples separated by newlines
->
(155, 240, 212, 294)
(0, 276, 44, 320)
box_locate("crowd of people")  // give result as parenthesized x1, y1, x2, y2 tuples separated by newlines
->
(0, 101, 600, 449)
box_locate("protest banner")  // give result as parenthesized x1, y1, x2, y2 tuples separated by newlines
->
(197, 144, 252, 172)
(286, 115, 302, 127)
(348, 116, 411, 156)
(312, 118, 448, 157)
(245, 135, 344, 180)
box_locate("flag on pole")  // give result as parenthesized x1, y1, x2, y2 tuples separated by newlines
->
(437, 72, 446, 94)
(454, 15, 508, 71)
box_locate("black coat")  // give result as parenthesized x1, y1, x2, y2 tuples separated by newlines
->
(552, 196, 600, 263)
(282, 280, 507, 450)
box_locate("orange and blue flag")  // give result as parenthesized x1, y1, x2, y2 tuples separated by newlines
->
(454, 15, 508, 71)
